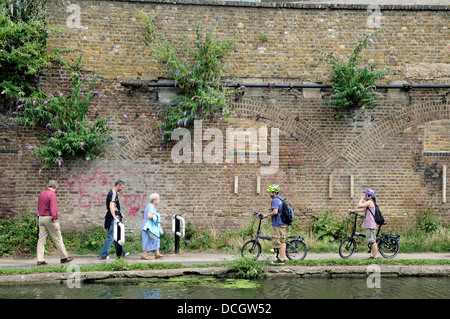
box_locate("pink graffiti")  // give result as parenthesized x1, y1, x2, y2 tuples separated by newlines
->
(64, 166, 146, 216)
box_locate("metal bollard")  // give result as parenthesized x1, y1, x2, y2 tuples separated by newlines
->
(172, 215, 185, 254)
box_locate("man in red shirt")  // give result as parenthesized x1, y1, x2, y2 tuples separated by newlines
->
(37, 180, 73, 265)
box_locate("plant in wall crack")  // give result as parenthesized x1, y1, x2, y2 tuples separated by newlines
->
(0, 0, 67, 102)
(0, 1, 117, 171)
(11, 56, 117, 170)
(317, 28, 386, 121)
(140, 11, 238, 145)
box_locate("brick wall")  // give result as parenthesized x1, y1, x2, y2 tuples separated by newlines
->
(0, 0, 449, 234)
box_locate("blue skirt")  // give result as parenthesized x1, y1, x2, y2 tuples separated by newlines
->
(142, 230, 160, 251)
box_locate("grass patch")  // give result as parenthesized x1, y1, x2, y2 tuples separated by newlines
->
(1, 208, 449, 258)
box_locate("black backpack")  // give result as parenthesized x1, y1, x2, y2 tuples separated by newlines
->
(275, 195, 295, 225)
(370, 202, 386, 225)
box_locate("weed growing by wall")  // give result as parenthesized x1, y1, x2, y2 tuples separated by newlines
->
(1, 1, 117, 170)
(317, 29, 386, 121)
(12, 57, 117, 170)
(140, 11, 239, 145)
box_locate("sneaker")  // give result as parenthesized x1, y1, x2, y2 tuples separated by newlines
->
(98, 256, 110, 260)
(271, 258, 285, 265)
(124, 252, 130, 257)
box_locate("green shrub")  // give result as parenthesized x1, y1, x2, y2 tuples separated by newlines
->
(311, 208, 348, 243)
(0, 0, 67, 101)
(140, 11, 238, 145)
(0, 211, 38, 256)
(317, 28, 386, 121)
(227, 256, 265, 279)
(417, 209, 439, 234)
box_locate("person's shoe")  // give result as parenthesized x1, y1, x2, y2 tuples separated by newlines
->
(98, 255, 110, 260)
(123, 252, 130, 257)
(271, 258, 285, 265)
(155, 254, 165, 259)
(61, 257, 74, 264)
(37, 261, 48, 266)
(367, 256, 377, 260)
(141, 256, 152, 260)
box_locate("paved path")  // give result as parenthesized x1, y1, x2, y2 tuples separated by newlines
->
(304, 0, 449, 5)
(0, 252, 448, 269)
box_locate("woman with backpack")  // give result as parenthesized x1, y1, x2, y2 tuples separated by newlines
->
(351, 189, 378, 260)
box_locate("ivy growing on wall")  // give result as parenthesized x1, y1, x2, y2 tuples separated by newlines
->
(140, 11, 239, 145)
(1, 0, 117, 171)
(0, 0, 66, 101)
(317, 28, 386, 121)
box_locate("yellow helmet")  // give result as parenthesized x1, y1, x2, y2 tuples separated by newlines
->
(266, 184, 280, 193)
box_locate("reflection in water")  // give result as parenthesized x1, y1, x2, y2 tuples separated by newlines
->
(0, 277, 448, 299)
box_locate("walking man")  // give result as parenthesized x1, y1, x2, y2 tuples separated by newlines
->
(36, 180, 73, 265)
(98, 180, 129, 259)
(263, 184, 287, 264)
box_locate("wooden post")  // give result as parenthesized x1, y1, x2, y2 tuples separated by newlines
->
(350, 175, 354, 199)
(256, 176, 261, 194)
(443, 165, 447, 203)
(329, 175, 333, 199)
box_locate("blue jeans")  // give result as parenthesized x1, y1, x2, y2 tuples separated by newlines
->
(98, 223, 126, 258)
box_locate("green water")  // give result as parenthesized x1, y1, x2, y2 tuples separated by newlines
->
(0, 276, 448, 299)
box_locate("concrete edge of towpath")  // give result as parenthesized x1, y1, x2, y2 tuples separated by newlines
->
(0, 264, 449, 284)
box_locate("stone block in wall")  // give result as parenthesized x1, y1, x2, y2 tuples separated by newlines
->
(405, 63, 450, 81)
(302, 82, 322, 99)
(387, 80, 409, 100)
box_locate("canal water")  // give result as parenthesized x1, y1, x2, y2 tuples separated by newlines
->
(0, 276, 448, 299)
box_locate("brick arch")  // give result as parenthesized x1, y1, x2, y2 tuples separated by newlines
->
(230, 99, 339, 166)
(342, 101, 450, 168)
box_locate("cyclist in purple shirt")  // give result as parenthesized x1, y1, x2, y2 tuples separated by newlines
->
(351, 189, 378, 260)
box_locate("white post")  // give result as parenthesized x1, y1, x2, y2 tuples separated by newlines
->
(329, 175, 333, 199)
(256, 176, 261, 194)
(350, 174, 354, 199)
(443, 165, 447, 203)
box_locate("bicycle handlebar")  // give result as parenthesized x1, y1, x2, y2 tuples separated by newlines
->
(253, 211, 263, 219)
(349, 210, 364, 219)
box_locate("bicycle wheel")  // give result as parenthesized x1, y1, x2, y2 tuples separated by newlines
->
(241, 240, 262, 261)
(339, 237, 356, 259)
(286, 239, 307, 261)
(378, 238, 400, 259)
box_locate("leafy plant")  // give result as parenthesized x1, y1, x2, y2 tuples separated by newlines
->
(1, 1, 115, 170)
(10, 56, 117, 170)
(417, 209, 439, 234)
(317, 28, 386, 121)
(259, 32, 268, 43)
(140, 11, 238, 145)
(228, 256, 266, 279)
(0, 211, 38, 256)
(0, 0, 67, 101)
(311, 208, 348, 243)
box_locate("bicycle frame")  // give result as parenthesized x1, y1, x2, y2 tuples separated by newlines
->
(348, 211, 382, 239)
(242, 212, 308, 261)
(253, 212, 271, 241)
